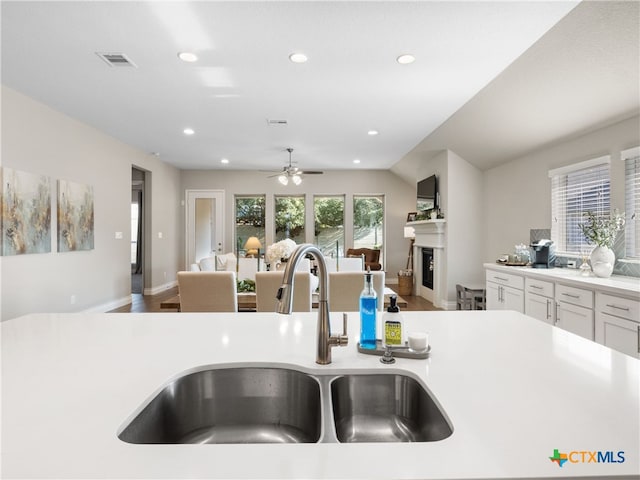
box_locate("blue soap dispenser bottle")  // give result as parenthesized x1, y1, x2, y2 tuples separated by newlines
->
(359, 272, 378, 349)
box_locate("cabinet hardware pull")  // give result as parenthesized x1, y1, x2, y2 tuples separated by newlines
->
(495, 276, 509, 282)
(637, 325, 640, 354)
(561, 292, 580, 299)
(531, 285, 543, 289)
(546, 299, 551, 319)
(555, 302, 559, 325)
(606, 304, 630, 311)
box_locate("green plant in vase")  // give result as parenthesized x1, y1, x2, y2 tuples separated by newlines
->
(579, 210, 625, 278)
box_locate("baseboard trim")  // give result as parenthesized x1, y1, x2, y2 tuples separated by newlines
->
(85, 295, 133, 313)
(144, 280, 178, 296)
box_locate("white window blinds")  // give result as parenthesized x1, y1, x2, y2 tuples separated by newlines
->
(623, 147, 640, 259)
(550, 157, 611, 255)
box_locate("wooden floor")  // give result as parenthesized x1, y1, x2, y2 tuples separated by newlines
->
(109, 285, 440, 313)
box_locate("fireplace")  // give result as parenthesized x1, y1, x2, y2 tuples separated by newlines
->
(422, 248, 434, 289)
(409, 219, 446, 309)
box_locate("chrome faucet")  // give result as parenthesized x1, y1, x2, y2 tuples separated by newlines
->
(276, 243, 348, 364)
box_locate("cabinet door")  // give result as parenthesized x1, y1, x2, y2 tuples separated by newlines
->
(525, 293, 554, 325)
(595, 312, 640, 359)
(486, 282, 503, 310)
(503, 285, 524, 313)
(557, 301, 594, 340)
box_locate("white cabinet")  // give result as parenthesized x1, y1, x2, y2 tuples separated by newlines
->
(595, 293, 640, 358)
(486, 270, 524, 313)
(484, 264, 640, 353)
(556, 301, 594, 340)
(525, 278, 555, 325)
(555, 283, 594, 340)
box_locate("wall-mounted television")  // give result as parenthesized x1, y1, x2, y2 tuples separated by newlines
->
(417, 174, 438, 212)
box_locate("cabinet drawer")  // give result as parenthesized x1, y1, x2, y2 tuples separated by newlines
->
(486, 270, 524, 289)
(596, 293, 640, 323)
(556, 283, 593, 309)
(525, 277, 554, 298)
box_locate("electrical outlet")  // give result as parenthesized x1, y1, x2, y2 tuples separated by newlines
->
(70, 294, 77, 305)
(566, 260, 577, 269)
(115, 231, 123, 239)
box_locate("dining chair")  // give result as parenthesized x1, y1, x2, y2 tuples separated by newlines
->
(177, 271, 238, 312)
(328, 271, 385, 312)
(255, 271, 312, 312)
(324, 256, 365, 273)
(456, 284, 473, 310)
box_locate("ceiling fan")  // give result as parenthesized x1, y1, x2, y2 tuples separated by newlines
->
(266, 148, 323, 185)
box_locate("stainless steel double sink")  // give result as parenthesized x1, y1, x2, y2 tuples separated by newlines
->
(118, 366, 453, 444)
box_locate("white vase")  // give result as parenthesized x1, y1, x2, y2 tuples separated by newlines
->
(590, 246, 615, 278)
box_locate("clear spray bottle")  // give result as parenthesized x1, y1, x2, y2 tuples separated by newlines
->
(359, 272, 377, 349)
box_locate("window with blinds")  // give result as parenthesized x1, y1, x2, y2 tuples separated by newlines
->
(623, 147, 640, 259)
(550, 158, 611, 255)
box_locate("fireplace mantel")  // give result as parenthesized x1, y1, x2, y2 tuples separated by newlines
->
(407, 219, 445, 248)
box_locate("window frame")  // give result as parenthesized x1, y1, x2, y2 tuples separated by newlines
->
(274, 195, 306, 243)
(623, 146, 640, 259)
(313, 195, 345, 257)
(549, 156, 611, 256)
(234, 194, 266, 256)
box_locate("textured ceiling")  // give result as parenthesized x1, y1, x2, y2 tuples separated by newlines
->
(398, 0, 640, 173)
(0, 1, 586, 172)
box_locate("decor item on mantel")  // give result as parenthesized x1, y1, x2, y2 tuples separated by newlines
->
(579, 210, 625, 278)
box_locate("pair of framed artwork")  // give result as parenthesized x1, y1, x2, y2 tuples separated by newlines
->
(1, 167, 94, 256)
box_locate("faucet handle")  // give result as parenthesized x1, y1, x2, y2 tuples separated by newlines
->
(338, 313, 349, 346)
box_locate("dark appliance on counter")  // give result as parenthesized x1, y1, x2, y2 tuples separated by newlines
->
(531, 240, 555, 268)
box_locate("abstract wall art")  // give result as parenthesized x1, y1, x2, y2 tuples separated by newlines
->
(57, 179, 94, 252)
(1, 167, 52, 256)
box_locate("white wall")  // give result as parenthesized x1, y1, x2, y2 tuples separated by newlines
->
(412, 150, 485, 306)
(1, 86, 182, 320)
(180, 169, 416, 279)
(447, 150, 485, 299)
(484, 115, 640, 262)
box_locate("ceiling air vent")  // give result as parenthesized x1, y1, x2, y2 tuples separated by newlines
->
(267, 119, 288, 126)
(96, 52, 137, 68)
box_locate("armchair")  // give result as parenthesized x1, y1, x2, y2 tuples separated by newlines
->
(346, 248, 381, 271)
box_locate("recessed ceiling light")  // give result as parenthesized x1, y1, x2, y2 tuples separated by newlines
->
(368, 130, 379, 136)
(353, 159, 361, 164)
(183, 128, 195, 135)
(289, 53, 308, 64)
(221, 158, 229, 164)
(178, 52, 198, 62)
(396, 54, 415, 65)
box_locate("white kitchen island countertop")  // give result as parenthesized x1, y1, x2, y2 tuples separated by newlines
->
(2, 310, 639, 479)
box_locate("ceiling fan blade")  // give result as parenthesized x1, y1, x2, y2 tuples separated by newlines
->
(300, 170, 323, 175)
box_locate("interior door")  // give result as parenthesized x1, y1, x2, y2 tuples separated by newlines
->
(186, 190, 225, 269)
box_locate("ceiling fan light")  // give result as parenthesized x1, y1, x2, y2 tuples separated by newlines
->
(292, 175, 302, 185)
(278, 175, 289, 186)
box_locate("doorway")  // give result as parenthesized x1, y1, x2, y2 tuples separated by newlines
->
(186, 190, 225, 269)
(131, 167, 146, 294)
